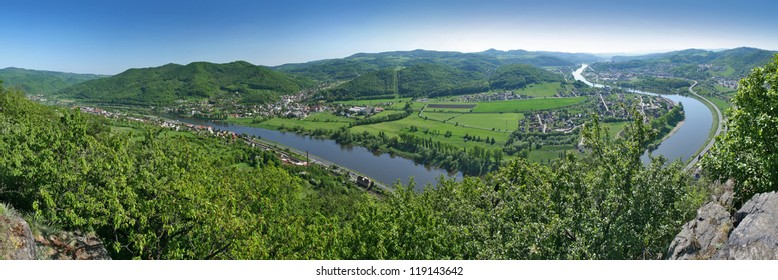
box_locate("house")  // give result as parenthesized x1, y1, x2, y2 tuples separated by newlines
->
(356, 176, 372, 188)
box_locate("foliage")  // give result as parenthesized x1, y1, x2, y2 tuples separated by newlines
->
(703, 55, 778, 205)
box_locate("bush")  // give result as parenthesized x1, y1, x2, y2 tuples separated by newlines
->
(703, 55, 778, 206)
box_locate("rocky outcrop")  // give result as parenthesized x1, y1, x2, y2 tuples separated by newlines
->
(35, 230, 112, 260)
(667, 202, 732, 259)
(668, 189, 778, 260)
(1, 202, 111, 260)
(0, 210, 37, 260)
(715, 192, 778, 259)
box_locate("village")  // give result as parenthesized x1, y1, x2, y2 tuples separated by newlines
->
(518, 92, 675, 134)
(587, 63, 739, 91)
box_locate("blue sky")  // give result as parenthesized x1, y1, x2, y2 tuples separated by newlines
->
(1, 0, 776, 74)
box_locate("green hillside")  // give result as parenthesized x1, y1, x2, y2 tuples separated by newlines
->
(489, 64, 565, 90)
(59, 61, 312, 106)
(274, 49, 586, 83)
(0, 67, 104, 95)
(601, 47, 777, 79)
(397, 63, 488, 97)
(319, 62, 565, 100)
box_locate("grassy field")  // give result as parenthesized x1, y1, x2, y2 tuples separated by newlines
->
(514, 82, 565, 97)
(305, 112, 355, 123)
(472, 96, 587, 113)
(424, 106, 476, 113)
(606, 121, 629, 139)
(713, 84, 737, 94)
(420, 111, 462, 121)
(709, 96, 732, 113)
(529, 145, 575, 163)
(350, 114, 510, 150)
(449, 113, 524, 132)
(335, 98, 417, 111)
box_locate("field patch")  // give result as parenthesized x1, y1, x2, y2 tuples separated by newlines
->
(529, 145, 575, 163)
(449, 113, 524, 132)
(473, 97, 587, 113)
(514, 82, 565, 97)
(420, 111, 463, 122)
(427, 103, 477, 109)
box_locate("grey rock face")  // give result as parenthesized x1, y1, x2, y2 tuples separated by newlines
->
(667, 202, 732, 260)
(716, 192, 778, 260)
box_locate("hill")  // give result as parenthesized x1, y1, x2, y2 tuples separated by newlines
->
(602, 47, 777, 79)
(489, 63, 565, 90)
(0, 67, 104, 95)
(58, 61, 312, 106)
(274, 49, 596, 83)
(318, 62, 564, 100)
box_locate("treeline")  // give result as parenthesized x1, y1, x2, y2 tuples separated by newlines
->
(330, 127, 503, 176)
(650, 105, 684, 139)
(1, 85, 707, 259)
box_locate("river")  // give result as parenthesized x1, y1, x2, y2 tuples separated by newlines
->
(169, 117, 463, 190)
(573, 64, 713, 164)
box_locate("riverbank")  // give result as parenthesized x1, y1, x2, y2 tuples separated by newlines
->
(661, 120, 685, 142)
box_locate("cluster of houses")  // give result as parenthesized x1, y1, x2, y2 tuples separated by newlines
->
(517, 93, 674, 134)
(78, 106, 121, 118)
(164, 86, 331, 120)
(713, 77, 739, 90)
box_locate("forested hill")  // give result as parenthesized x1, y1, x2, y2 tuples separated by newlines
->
(316, 62, 565, 100)
(603, 47, 778, 79)
(0, 67, 104, 95)
(274, 49, 601, 83)
(58, 61, 313, 106)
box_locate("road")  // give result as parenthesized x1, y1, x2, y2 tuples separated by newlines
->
(683, 81, 725, 172)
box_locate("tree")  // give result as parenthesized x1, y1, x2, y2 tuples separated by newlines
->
(703, 55, 778, 205)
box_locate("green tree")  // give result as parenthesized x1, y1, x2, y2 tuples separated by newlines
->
(703, 55, 778, 205)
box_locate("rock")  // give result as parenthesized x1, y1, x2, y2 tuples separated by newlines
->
(716, 192, 778, 260)
(1, 203, 110, 260)
(35, 230, 112, 260)
(717, 179, 736, 208)
(667, 202, 732, 259)
(0, 212, 36, 260)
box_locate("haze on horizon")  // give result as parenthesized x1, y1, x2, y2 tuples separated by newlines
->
(1, 0, 777, 75)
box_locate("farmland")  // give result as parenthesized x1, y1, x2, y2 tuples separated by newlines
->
(514, 82, 568, 97)
(225, 88, 678, 174)
(472, 96, 586, 113)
